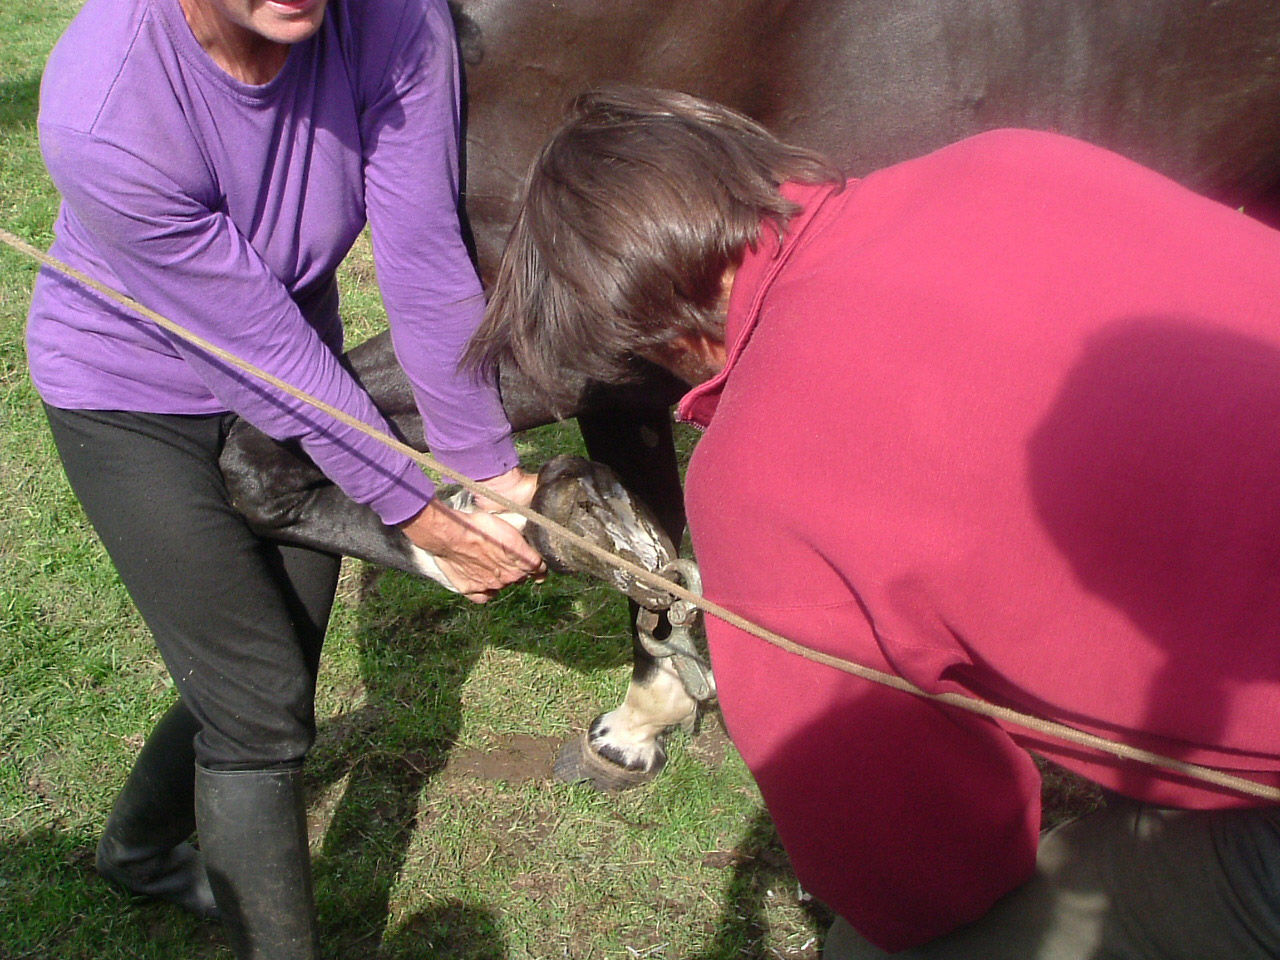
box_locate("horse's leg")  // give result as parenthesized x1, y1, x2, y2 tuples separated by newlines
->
(556, 654, 699, 790)
(218, 332, 444, 577)
(220, 419, 470, 582)
(554, 381, 700, 789)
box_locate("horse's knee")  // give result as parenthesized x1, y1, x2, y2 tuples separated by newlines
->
(219, 422, 322, 534)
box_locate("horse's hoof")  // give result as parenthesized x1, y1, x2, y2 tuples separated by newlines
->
(554, 731, 664, 792)
(529, 455, 678, 610)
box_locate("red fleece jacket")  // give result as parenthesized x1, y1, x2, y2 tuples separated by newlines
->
(679, 129, 1280, 951)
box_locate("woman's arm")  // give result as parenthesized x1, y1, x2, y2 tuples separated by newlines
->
(358, 0, 520, 487)
(40, 122, 437, 526)
(355, 0, 543, 591)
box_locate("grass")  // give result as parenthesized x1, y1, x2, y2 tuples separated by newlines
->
(0, 5, 827, 959)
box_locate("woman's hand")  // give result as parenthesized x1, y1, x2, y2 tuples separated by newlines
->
(399, 476, 546, 603)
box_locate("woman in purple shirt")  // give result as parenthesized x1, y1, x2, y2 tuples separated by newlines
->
(26, 0, 543, 954)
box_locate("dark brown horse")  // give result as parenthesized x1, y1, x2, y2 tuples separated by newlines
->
(222, 0, 1280, 788)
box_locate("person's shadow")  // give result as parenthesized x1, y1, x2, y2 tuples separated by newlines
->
(1027, 318, 1280, 797)
(0, 828, 228, 959)
(301, 563, 632, 959)
(690, 808, 833, 960)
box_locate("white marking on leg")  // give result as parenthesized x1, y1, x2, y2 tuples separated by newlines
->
(589, 659, 698, 771)
(404, 508, 527, 592)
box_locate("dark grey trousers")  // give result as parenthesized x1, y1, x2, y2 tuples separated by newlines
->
(45, 405, 340, 770)
(824, 796, 1280, 959)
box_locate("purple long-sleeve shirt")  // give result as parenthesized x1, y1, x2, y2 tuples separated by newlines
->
(26, 0, 518, 525)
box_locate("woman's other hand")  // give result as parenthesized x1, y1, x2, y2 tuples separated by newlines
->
(399, 488, 546, 602)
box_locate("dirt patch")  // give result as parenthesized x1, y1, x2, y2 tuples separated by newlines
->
(441, 733, 561, 784)
(701, 839, 790, 872)
(684, 711, 735, 767)
(508, 870, 565, 900)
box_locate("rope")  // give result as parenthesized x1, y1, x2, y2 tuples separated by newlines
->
(4, 224, 1279, 804)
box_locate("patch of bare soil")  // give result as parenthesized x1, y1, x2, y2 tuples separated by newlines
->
(433, 711, 733, 789)
(441, 733, 561, 783)
(684, 710, 734, 767)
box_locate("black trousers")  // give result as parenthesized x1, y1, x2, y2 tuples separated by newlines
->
(45, 405, 340, 770)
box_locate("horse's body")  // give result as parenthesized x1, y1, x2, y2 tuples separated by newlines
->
(222, 0, 1280, 787)
(456, 0, 1280, 277)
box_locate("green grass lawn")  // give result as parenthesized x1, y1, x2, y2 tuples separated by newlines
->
(0, 5, 825, 958)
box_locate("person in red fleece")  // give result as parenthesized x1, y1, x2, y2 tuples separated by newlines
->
(467, 86, 1280, 958)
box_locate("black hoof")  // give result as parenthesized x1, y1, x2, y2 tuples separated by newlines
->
(553, 732, 664, 792)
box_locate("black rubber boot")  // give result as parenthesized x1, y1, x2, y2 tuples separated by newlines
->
(195, 764, 319, 960)
(95, 699, 220, 920)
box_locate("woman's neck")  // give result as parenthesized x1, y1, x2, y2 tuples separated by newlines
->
(179, 0, 290, 84)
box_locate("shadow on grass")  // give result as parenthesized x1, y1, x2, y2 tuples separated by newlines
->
(300, 562, 839, 959)
(378, 902, 505, 960)
(0, 820, 502, 960)
(0, 76, 39, 132)
(693, 809, 833, 960)
(0, 828, 224, 960)
(302, 566, 631, 958)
